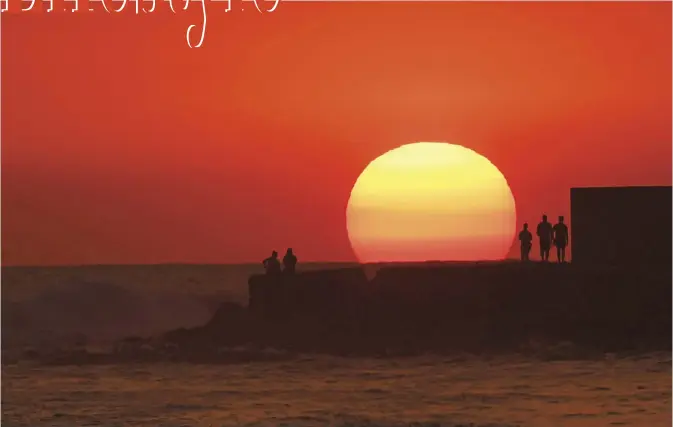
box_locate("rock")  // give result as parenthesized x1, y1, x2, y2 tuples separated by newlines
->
(159, 263, 670, 357)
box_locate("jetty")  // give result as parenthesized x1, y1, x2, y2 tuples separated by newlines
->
(163, 185, 672, 355)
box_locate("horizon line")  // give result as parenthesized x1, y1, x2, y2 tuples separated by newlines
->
(1, 259, 524, 268)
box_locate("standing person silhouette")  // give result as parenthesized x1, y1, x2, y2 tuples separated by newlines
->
(262, 251, 281, 275)
(518, 223, 533, 261)
(283, 248, 298, 274)
(553, 216, 569, 263)
(536, 215, 553, 262)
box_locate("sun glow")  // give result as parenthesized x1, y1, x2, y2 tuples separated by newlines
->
(346, 142, 517, 263)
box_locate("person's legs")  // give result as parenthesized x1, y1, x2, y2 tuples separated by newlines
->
(560, 246, 566, 263)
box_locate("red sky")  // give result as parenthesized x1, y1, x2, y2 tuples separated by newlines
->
(2, 1, 671, 265)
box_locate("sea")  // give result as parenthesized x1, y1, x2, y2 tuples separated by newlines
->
(2, 264, 671, 427)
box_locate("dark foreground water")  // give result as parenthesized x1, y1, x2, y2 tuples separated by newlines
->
(2, 353, 671, 427)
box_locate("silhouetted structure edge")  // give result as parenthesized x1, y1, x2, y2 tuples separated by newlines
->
(570, 186, 672, 266)
(156, 261, 670, 357)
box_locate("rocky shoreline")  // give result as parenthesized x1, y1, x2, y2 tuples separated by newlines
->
(5, 263, 670, 366)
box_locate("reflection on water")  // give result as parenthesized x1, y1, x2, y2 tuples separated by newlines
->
(3, 353, 670, 427)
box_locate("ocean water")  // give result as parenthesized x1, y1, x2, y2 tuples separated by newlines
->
(3, 354, 671, 426)
(1, 263, 355, 348)
(2, 265, 671, 426)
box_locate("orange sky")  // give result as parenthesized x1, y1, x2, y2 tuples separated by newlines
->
(2, 1, 671, 265)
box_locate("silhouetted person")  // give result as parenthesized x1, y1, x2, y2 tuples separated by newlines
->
(518, 223, 533, 261)
(262, 251, 281, 275)
(553, 216, 569, 263)
(283, 248, 297, 274)
(536, 214, 553, 261)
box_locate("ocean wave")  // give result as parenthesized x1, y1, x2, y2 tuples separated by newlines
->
(2, 279, 219, 349)
(216, 417, 517, 427)
(6, 340, 670, 368)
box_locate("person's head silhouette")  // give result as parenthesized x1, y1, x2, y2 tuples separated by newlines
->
(542, 215, 548, 222)
(286, 248, 293, 255)
(559, 216, 564, 223)
(271, 251, 278, 258)
(523, 223, 529, 230)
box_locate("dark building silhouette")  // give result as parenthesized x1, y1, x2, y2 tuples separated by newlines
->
(570, 186, 672, 267)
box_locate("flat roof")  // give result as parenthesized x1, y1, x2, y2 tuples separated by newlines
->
(571, 186, 671, 191)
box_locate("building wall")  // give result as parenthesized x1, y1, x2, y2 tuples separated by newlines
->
(570, 186, 671, 267)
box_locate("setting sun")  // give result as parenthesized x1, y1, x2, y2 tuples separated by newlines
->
(346, 142, 517, 263)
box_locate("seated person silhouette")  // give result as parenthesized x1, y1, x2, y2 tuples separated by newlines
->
(553, 216, 569, 263)
(536, 214, 553, 262)
(518, 223, 533, 261)
(283, 248, 297, 274)
(262, 251, 281, 275)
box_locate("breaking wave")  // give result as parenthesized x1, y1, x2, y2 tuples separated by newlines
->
(2, 279, 224, 350)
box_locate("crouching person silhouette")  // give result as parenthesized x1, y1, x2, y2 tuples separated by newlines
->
(283, 248, 297, 275)
(262, 251, 281, 276)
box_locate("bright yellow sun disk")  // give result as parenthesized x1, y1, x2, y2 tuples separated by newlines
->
(346, 142, 517, 263)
